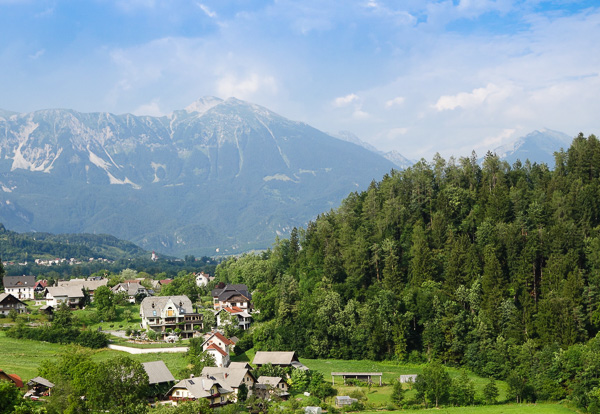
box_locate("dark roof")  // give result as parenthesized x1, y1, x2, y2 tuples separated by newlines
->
(211, 284, 251, 301)
(3, 276, 36, 289)
(0, 293, 26, 305)
(28, 376, 55, 388)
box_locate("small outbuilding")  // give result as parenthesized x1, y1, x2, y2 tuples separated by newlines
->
(331, 372, 382, 386)
(26, 376, 54, 397)
(335, 396, 358, 407)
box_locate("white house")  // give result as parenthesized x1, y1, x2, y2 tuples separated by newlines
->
(3, 276, 36, 300)
(216, 306, 252, 330)
(195, 272, 214, 287)
(44, 286, 85, 308)
(140, 296, 203, 340)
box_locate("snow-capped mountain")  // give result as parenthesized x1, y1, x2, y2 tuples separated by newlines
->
(493, 129, 572, 167)
(0, 97, 396, 256)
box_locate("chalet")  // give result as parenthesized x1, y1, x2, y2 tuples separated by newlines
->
(255, 376, 289, 400)
(168, 375, 232, 407)
(140, 296, 203, 340)
(252, 351, 308, 371)
(0, 368, 23, 388)
(44, 286, 85, 308)
(112, 282, 150, 303)
(216, 306, 252, 330)
(212, 284, 251, 311)
(3, 275, 36, 300)
(201, 367, 256, 401)
(0, 293, 27, 315)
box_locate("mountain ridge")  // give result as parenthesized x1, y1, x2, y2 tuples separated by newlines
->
(0, 97, 396, 257)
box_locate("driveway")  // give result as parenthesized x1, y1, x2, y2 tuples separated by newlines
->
(107, 344, 189, 354)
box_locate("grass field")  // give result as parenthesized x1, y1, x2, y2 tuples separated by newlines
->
(361, 403, 580, 413)
(0, 330, 190, 381)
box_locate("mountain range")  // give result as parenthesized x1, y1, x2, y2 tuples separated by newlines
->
(491, 128, 572, 167)
(0, 97, 396, 257)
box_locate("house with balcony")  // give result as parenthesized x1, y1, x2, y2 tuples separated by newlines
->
(0, 293, 27, 315)
(3, 276, 36, 300)
(212, 284, 251, 311)
(140, 296, 203, 340)
(216, 306, 252, 330)
(168, 375, 232, 407)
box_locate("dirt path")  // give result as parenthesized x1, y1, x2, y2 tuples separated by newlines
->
(107, 344, 188, 354)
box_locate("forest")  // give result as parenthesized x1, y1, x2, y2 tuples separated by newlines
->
(215, 133, 600, 410)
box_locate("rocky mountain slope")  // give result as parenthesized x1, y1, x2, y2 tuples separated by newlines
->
(0, 97, 396, 256)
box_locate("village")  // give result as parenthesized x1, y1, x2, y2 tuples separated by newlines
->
(1, 273, 403, 413)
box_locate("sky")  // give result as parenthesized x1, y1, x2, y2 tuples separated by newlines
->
(0, 0, 599, 160)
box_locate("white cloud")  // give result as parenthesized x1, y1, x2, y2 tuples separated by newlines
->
(133, 99, 165, 117)
(197, 2, 216, 18)
(385, 97, 404, 108)
(28, 49, 45, 60)
(216, 73, 278, 100)
(333, 93, 359, 108)
(433, 83, 507, 111)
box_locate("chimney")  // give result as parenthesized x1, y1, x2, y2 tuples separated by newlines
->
(190, 374, 195, 378)
(225, 373, 228, 378)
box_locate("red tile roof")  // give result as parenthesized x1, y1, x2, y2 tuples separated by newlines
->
(206, 343, 228, 357)
(212, 332, 234, 346)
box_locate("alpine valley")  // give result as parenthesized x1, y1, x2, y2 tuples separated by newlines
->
(0, 97, 397, 257)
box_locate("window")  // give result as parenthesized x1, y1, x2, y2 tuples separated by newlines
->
(167, 308, 174, 317)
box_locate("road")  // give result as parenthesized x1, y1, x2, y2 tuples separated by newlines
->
(107, 344, 189, 354)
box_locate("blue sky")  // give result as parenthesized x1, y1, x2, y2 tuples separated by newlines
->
(0, 0, 599, 160)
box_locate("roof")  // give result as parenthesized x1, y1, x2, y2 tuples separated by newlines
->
(140, 295, 193, 317)
(112, 282, 146, 296)
(219, 307, 252, 317)
(228, 362, 251, 370)
(0, 369, 24, 388)
(142, 361, 175, 385)
(0, 293, 26, 305)
(45, 286, 84, 299)
(57, 278, 108, 291)
(201, 367, 255, 388)
(34, 280, 48, 289)
(206, 343, 228, 357)
(257, 376, 285, 386)
(159, 279, 173, 285)
(203, 332, 235, 348)
(3, 275, 36, 289)
(253, 351, 299, 366)
(170, 377, 232, 399)
(28, 376, 55, 388)
(211, 284, 251, 301)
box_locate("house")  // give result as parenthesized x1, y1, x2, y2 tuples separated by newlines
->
(3, 275, 36, 300)
(253, 351, 308, 371)
(44, 286, 85, 308)
(57, 278, 108, 301)
(0, 369, 23, 388)
(212, 284, 251, 311)
(202, 332, 236, 367)
(33, 280, 49, 294)
(216, 306, 252, 330)
(255, 376, 289, 400)
(140, 296, 203, 340)
(112, 282, 150, 303)
(168, 375, 233, 407)
(201, 367, 256, 401)
(195, 272, 214, 287)
(0, 293, 27, 315)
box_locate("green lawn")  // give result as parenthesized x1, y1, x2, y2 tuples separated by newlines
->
(73, 303, 142, 331)
(361, 403, 580, 413)
(299, 357, 509, 406)
(0, 330, 190, 382)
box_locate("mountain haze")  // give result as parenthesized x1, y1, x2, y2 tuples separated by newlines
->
(492, 128, 572, 167)
(0, 97, 396, 256)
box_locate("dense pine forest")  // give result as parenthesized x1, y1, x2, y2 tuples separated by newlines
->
(216, 133, 600, 407)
